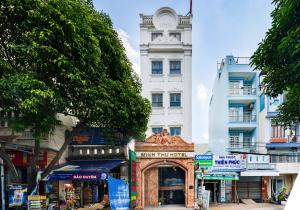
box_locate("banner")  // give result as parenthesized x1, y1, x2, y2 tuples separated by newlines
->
(8, 185, 27, 207)
(108, 176, 130, 210)
(129, 150, 137, 210)
(194, 155, 213, 172)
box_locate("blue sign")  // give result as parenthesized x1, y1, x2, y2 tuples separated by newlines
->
(8, 185, 27, 207)
(195, 155, 213, 160)
(108, 176, 130, 210)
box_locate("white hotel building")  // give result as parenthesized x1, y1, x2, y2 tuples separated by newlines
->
(139, 7, 192, 141)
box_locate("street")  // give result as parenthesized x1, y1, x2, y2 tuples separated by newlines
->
(210, 203, 284, 210)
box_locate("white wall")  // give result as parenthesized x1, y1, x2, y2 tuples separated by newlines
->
(140, 7, 192, 141)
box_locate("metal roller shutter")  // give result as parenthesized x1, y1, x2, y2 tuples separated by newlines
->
(237, 177, 261, 200)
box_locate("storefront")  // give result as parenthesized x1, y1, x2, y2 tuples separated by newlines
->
(45, 160, 124, 209)
(194, 154, 244, 205)
(135, 129, 195, 209)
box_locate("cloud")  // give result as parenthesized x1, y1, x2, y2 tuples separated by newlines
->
(117, 28, 140, 76)
(196, 84, 208, 103)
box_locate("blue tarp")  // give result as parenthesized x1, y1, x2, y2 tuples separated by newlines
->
(108, 176, 130, 210)
(46, 160, 124, 181)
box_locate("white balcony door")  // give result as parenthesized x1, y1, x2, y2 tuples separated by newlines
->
(230, 134, 240, 148)
(229, 81, 241, 95)
(229, 107, 241, 122)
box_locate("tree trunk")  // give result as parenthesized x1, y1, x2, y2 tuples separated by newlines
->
(27, 139, 40, 194)
(41, 123, 85, 179)
(0, 144, 19, 180)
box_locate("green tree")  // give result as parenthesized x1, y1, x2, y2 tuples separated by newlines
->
(251, 0, 300, 126)
(0, 0, 150, 193)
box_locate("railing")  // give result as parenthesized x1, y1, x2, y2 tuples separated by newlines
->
(68, 145, 125, 160)
(229, 112, 256, 123)
(178, 16, 191, 25)
(229, 87, 256, 96)
(271, 154, 300, 163)
(247, 163, 276, 170)
(141, 15, 153, 25)
(228, 142, 257, 152)
(233, 57, 250, 64)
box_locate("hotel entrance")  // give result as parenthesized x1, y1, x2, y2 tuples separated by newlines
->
(158, 166, 185, 205)
(135, 129, 195, 209)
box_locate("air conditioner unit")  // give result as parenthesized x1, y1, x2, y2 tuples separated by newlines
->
(249, 103, 254, 110)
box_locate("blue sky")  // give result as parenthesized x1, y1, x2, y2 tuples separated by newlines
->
(94, 0, 274, 144)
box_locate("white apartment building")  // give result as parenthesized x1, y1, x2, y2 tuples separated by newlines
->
(209, 55, 259, 155)
(139, 7, 192, 141)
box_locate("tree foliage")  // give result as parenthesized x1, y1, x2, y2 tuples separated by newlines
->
(251, 0, 300, 125)
(0, 0, 150, 192)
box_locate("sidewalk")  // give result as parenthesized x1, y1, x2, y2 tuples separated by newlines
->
(210, 203, 284, 210)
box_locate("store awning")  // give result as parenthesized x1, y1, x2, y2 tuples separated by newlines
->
(241, 170, 279, 177)
(45, 160, 125, 181)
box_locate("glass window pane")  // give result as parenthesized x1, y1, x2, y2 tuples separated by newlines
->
(152, 93, 163, 107)
(170, 93, 181, 107)
(170, 61, 181, 74)
(152, 127, 163, 134)
(170, 127, 181, 136)
(152, 61, 163, 74)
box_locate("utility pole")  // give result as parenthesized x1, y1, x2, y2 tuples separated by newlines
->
(0, 158, 5, 210)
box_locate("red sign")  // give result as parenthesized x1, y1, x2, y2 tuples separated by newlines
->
(7, 151, 48, 167)
(7, 151, 26, 167)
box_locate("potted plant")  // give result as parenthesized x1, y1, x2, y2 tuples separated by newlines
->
(158, 197, 165, 206)
(277, 187, 287, 205)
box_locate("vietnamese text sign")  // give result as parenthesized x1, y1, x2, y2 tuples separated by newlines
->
(137, 152, 194, 158)
(195, 155, 213, 172)
(212, 155, 242, 172)
(197, 173, 239, 181)
(108, 176, 130, 210)
(220, 180, 226, 202)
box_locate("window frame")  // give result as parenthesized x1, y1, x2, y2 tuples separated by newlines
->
(170, 93, 181, 107)
(169, 33, 181, 41)
(170, 127, 181, 136)
(152, 127, 163, 134)
(169, 60, 181, 75)
(151, 61, 163, 75)
(151, 93, 163, 107)
(151, 32, 163, 41)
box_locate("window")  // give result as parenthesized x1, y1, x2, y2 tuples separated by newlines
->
(169, 33, 181, 41)
(152, 61, 163, 75)
(170, 127, 181, 136)
(170, 93, 181, 107)
(152, 93, 163, 107)
(229, 107, 240, 122)
(169, 61, 181, 74)
(229, 133, 240, 148)
(229, 81, 241, 95)
(151, 33, 163, 41)
(152, 127, 163, 134)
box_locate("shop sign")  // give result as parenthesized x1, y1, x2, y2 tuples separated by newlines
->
(220, 180, 225, 202)
(108, 176, 130, 210)
(247, 163, 276, 170)
(71, 174, 98, 180)
(212, 155, 243, 172)
(28, 195, 47, 209)
(197, 173, 239, 180)
(136, 152, 194, 158)
(194, 155, 213, 166)
(8, 185, 27, 207)
(129, 150, 137, 210)
(7, 151, 48, 167)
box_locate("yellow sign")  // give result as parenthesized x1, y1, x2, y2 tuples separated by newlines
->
(28, 195, 46, 201)
(136, 152, 194, 158)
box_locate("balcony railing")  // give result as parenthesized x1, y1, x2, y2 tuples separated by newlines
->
(228, 142, 257, 152)
(229, 112, 256, 123)
(178, 16, 191, 25)
(229, 87, 256, 96)
(141, 15, 153, 25)
(68, 145, 125, 160)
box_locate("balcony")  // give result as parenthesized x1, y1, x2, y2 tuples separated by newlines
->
(227, 141, 257, 153)
(229, 112, 256, 123)
(229, 87, 256, 96)
(266, 135, 300, 148)
(68, 145, 126, 160)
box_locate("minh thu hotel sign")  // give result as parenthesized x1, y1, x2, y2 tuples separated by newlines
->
(136, 152, 194, 158)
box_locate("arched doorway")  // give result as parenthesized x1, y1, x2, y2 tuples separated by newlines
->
(143, 161, 187, 207)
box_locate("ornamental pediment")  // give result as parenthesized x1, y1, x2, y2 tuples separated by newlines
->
(145, 129, 191, 146)
(151, 34, 181, 45)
